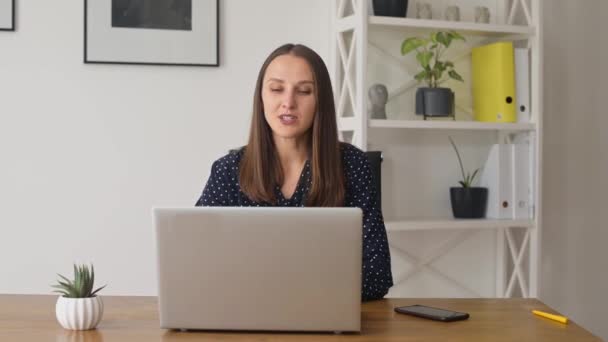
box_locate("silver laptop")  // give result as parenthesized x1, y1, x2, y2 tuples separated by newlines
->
(153, 207, 362, 333)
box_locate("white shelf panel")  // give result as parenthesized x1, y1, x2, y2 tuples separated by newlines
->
(369, 16, 535, 38)
(386, 218, 535, 232)
(369, 119, 535, 131)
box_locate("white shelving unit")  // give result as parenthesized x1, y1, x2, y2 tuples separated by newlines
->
(331, 0, 543, 299)
(386, 218, 534, 232)
(368, 16, 535, 36)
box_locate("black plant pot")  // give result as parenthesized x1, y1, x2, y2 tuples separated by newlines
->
(416, 87, 455, 119)
(450, 187, 488, 218)
(373, 0, 408, 17)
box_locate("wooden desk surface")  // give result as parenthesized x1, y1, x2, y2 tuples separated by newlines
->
(0, 295, 600, 341)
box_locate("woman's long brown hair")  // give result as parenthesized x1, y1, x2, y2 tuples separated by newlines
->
(239, 44, 345, 207)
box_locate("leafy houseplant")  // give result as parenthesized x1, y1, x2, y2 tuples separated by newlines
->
(401, 31, 465, 119)
(449, 136, 480, 188)
(448, 136, 488, 218)
(53, 264, 106, 330)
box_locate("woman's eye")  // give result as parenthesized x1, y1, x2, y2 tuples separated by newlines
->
(298, 90, 312, 95)
(270, 88, 282, 92)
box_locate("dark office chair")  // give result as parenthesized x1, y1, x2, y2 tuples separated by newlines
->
(365, 151, 383, 210)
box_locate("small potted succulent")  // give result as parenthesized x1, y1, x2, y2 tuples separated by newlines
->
(401, 31, 465, 120)
(52, 264, 106, 330)
(449, 136, 488, 218)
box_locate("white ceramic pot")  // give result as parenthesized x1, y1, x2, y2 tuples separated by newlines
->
(55, 296, 104, 330)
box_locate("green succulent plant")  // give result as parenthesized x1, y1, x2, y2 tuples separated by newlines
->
(52, 264, 106, 298)
(449, 136, 480, 188)
(401, 30, 466, 88)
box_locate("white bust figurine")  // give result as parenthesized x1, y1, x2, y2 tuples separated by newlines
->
(475, 6, 490, 23)
(416, 2, 432, 19)
(445, 6, 460, 21)
(368, 84, 388, 119)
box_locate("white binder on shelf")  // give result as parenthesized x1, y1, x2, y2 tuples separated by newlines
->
(512, 142, 532, 219)
(479, 144, 513, 219)
(515, 48, 531, 123)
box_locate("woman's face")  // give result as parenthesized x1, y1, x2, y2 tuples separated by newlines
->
(262, 54, 317, 142)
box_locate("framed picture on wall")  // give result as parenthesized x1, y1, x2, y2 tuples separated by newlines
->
(85, 0, 219, 66)
(0, 0, 15, 31)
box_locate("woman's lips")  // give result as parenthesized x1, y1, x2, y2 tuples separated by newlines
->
(279, 114, 298, 125)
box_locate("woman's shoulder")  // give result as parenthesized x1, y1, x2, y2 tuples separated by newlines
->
(339, 142, 369, 163)
(339, 142, 373, 185)
(211, 146, 244, 171)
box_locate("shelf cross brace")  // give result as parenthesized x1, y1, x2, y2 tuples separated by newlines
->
(390, 230, 481, 297)
(507, 0, 533, 26)
(336, 31, 357, 120)
(504, 227, 531, 297)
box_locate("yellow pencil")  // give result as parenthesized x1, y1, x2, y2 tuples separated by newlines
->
(532, 310, 568, 324)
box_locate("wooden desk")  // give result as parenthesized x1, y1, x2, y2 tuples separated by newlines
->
(0, 295, 600, 341)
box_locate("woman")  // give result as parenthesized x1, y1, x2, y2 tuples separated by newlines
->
(195, 43, 393, 301)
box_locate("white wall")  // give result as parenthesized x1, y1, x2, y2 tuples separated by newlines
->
(541, 0, 608, 340)
(0, 0, 329, 295)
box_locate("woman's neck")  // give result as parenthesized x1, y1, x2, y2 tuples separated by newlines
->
(274, 135, 309, 172)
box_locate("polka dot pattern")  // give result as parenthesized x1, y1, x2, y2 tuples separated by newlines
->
(195, 143, 393, 301)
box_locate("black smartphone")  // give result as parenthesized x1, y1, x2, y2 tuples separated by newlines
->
(394, 305, 469, 322)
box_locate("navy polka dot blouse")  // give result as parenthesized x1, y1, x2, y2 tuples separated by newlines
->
(195, 142, 393, 301)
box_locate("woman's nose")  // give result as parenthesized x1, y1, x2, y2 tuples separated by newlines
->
(281, 89, 296, 109)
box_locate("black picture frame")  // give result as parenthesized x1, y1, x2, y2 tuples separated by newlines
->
(84, 0, 220, 67)
(0, 0, 15, 31)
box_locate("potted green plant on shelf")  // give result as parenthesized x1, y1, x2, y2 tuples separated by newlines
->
(448, 136, 488, 218)
(401, 31, 465, 120)
(52, 264, 106, 330)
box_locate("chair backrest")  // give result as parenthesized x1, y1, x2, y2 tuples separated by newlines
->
(365, 151, 383, 210)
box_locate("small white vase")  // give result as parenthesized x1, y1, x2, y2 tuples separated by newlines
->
(55, 296, 104, 330)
